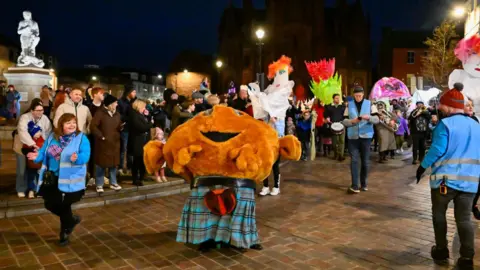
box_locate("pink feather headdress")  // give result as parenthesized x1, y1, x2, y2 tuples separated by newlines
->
(304, 58, 335, 82)
(455, 34, 480, 63)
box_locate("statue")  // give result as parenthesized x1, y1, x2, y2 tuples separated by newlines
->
(17, 11, 44, 68)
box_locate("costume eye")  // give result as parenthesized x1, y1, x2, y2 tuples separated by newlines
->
(234, 110, 242, 116)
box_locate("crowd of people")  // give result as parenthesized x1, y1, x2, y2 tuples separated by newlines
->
(5, 79, 480, 269)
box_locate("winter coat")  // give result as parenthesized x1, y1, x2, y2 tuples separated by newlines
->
(117, 97, 135, 130)
(128, 110, 152, 157)
(54, 97, 92, 134)
(90, 107, 122, 168)
(170, 105, 193, 132)
(6, 90, 21, 117)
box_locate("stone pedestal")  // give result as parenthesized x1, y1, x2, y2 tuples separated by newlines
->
(4, 67, 53, 112)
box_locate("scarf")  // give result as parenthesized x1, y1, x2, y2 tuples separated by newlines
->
(47, 133, 76, 161)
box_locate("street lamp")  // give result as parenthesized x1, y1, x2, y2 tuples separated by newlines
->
(157, 74, 162, 79)
(216, 60, 223, 91)
(92, 76, 97, 81)
(183, 69, 188, 73)
(255, 28, 265, 91)
(452, 6, 466, 18)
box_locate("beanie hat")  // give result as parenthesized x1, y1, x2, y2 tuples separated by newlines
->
(123, 84, 135, 97)
(192, 91, 204, 99)
(104, 94, 118, 107)
(440, 82, 465, 110)
(27, 121, 42, 137)
(353, 86, 364, 93)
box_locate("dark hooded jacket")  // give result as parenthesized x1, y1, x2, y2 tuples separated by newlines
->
(117, 85, 137, 131)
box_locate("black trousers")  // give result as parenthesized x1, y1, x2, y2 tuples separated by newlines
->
(412, 133, 426, 161)
(431, 187, 475, 259)
(42, 184, 83, 231)
(132, 155, 146, 182)
(263, 158, 280, 188)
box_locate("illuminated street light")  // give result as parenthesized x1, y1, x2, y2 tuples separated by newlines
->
(216, 60, 223, 68)
(183, 69, 188, 73)
(256, 28, 265, 40)
(452, 6, 466, 18)
(157, 74, 162, 79)
(92, 76, 97, 81)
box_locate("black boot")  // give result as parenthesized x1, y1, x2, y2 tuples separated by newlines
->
(431, 246, 449, 265)
(457, 257, 474, 270)
(58, 229, 69, 246)
(198, 240, 216, 253)
(250, 244, 263, 250)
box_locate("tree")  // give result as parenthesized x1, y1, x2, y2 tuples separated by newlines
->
(422, 20, 459, 89)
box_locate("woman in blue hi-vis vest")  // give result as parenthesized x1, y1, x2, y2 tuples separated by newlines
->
(27, 113, 91, 247)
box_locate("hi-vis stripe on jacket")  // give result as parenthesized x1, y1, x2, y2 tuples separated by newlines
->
(36, 133, 90, 193)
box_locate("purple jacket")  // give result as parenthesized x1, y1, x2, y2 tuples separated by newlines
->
(395, 117, 410, 136)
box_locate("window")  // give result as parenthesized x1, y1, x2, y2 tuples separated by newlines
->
(39, 54, 44, 60)
(407, 51, 415, 64)
(141, 75, 146, 81)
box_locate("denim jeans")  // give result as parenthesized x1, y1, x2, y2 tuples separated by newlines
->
(15, 154, 27, 193)
(348, 138, 372, 190)
(431, 187, 475, 259)
(120, 131, 132, 169)
(25, 168, 38, 191)
(95, 166, 118, 186)
(301, 141, 310, 160)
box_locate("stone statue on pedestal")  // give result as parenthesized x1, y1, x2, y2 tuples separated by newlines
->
(17, 11, 44, 68)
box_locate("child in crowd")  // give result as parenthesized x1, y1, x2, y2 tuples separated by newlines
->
(22, 121, 45, 198)
(394, 109, 409, 154)
(286, 117, 296, 136)
(429, 114, 438, 131)
(152, 127, 168, 183)
(297, 110, 312, 161)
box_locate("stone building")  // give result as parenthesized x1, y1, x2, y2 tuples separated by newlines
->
(218, 0, 372, 96)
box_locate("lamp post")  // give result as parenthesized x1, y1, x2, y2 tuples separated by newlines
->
(255, 28, 265, 91)
(216, 60, 223, 92)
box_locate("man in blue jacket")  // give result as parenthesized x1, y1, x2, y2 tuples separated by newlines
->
(342, 86, 379, 193)
(417, 83, 480, 270)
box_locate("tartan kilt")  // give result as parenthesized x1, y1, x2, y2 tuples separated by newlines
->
(176, 186, 259, 248)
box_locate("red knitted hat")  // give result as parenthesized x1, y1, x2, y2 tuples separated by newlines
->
(440, 83, 465, 110)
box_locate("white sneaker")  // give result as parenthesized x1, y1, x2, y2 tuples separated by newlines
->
(96, 186, 104, 193)
(259, 187, 270, 196)
(17, 192, 25, 198)
(28, 191, 35, 199)
(104, 177, 110, 185)
(110, 184, 122, 191)
(87, 178, 95, 186)
(270, 187, 280, 196)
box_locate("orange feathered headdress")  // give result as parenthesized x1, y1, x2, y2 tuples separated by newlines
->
(268, 55, 293, 80)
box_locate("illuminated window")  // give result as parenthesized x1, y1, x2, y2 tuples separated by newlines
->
(407, 51, 415, 64)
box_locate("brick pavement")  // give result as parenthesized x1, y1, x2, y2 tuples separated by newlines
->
(0, 156, 479, 269)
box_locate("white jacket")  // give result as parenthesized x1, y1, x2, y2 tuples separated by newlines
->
(17, 112, 52, 147)
(54, 97, 92, 134)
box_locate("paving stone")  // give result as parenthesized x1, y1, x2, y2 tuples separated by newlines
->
(1, 156, 480, 269)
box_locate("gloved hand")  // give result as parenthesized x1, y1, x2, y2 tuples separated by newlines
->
(416, 166, 426, 184)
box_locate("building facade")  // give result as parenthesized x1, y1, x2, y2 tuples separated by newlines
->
(218, 0, 372, 96)
(465, 0, 480, 38)
(378, 29, 431, 91)
(59, 66, 165, 101)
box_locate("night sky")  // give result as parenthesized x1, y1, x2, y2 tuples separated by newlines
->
(1, 0, 455, 73)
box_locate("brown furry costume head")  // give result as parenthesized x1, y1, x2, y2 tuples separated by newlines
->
(144, 105, 301, 182)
